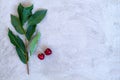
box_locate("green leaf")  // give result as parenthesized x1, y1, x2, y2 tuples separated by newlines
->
(26, 25, 36, 41)
(11, 15, 25, 34)
(18, 3, 33, 25)
(8, 29, 28, 64)
(28, 9, 47, 26)
(29, 32, 41, 56)
(16, 47, 28, 64)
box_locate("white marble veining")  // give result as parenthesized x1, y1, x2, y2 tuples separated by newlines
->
(0, 0, 120, 80)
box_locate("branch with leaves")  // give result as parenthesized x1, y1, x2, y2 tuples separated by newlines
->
(8, 3, 47, 75)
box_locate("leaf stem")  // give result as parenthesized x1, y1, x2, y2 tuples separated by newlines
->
(25, 39, 29, 75)
(26, 62, 29, 75)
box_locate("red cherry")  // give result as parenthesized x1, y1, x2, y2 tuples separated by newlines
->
(44, 48, 52, 55)
(38, 53, 45, 60)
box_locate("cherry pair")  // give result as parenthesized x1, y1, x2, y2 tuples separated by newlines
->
(38, 48, 52, 60)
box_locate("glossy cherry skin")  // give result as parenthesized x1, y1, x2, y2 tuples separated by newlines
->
(44, 48, 52, 55)
(38, 53, 45, 60)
